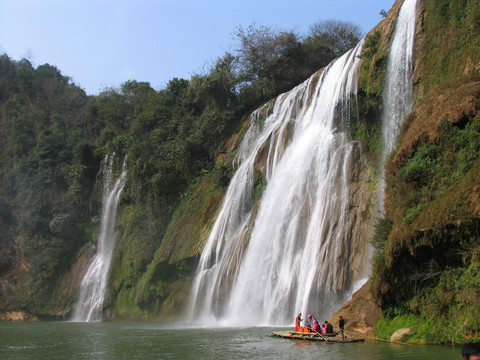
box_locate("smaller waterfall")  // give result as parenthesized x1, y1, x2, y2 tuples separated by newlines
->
(378, 0, 418, 211)
(72, 154, 127, 322)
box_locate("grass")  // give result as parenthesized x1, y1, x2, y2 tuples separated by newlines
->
(375, 259, 480, 344)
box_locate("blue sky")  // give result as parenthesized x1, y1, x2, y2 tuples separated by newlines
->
(0, 0, 395, 95)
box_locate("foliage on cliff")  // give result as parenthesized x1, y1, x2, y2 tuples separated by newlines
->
(0, 57, 99, 311)
(370, 0, 480, 344)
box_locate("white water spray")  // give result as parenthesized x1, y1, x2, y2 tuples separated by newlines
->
(378, 0, 418, 211)
(188, 42, 370, 326)
(72, 154, 127, 322)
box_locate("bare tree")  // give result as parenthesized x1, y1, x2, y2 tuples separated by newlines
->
(308, 19, 362, 56)
(233, 23, 299, 80)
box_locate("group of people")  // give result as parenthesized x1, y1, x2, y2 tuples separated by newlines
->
(293, 312, 480, 354)
(295, 313, 342, 336)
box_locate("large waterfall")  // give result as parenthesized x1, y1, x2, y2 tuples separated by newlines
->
(188, 42, 371, 326)
(378, 0, 418, 211)
(188, 0, 418, 327)
(72, 154, 127, 322)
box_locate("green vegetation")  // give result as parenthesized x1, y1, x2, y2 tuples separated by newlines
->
(111, 174, 225, 317)
(373, 256, 480, 344)
(370, 116, 480, 343)
(347, 29, 389, 161)
(0, 56, 98, 310)
(359, 31, 388, 97)
(422, 0, 480, 89)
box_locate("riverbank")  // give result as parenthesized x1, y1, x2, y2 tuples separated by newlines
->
(331, 279, 479, 345)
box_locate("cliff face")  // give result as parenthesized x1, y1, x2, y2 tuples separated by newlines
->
(369, 0, 480, 344)
(329, 0, 480, 343)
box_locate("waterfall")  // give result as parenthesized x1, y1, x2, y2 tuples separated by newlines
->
(187, 0, 419, 327)
(72, 154, 127, 322)
(378, 0, 418, 212)
(188, 42, 370, 326)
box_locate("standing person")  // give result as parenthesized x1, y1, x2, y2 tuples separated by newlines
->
(295, 313, 303, 332)
(462, 342, 480, 360)
(339, 316, 345, 340)
(307, 313, 319, 332)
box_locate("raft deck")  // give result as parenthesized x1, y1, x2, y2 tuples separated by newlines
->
(271, 330, 364, 343)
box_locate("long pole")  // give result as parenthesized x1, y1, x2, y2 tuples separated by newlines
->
(310, 328, 328, 342)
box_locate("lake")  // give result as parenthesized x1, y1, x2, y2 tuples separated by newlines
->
(0, 322, 460, 359)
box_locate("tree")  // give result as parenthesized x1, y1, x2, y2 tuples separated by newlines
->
(233, 23, 300, 83)
(308, 20, 362, 56)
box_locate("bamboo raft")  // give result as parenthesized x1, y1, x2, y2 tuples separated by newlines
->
(271, 330, 365, 343)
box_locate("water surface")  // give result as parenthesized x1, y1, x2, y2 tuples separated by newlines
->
(0, 322, 459, 359)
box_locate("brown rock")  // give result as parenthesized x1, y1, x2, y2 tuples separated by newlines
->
(0, 311, 37, 321)
(48, 242, 97, 317)
(390, 328, 411, 342)
(329, 279, 382, 337)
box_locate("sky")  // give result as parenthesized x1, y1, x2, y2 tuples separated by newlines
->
(0, 0, 396, 95)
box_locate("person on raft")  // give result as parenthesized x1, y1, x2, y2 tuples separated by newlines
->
(308, 313, 320, 333)
(324, 320, 334, 334)
(304, 320, 312, 331)
(339, 315, 345, 340)
(295, 313, 303, 332)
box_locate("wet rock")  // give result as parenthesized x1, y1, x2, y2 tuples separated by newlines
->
(390, 328, 411, 342)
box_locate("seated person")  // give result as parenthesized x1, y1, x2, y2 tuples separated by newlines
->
(304, 320, 312, 332)
(325, 321, 333, 334)
(320, 325, 327, 335)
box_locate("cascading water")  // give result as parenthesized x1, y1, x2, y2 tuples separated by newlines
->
(72, 154, 127, 322)
(188, 42, 372, 326)
(188, 0, 419, 327)
(378, 0, 418, 212)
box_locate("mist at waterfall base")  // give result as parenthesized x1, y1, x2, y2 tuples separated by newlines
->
(72, 155, 128, 322)
(187, 0, 418, 327)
